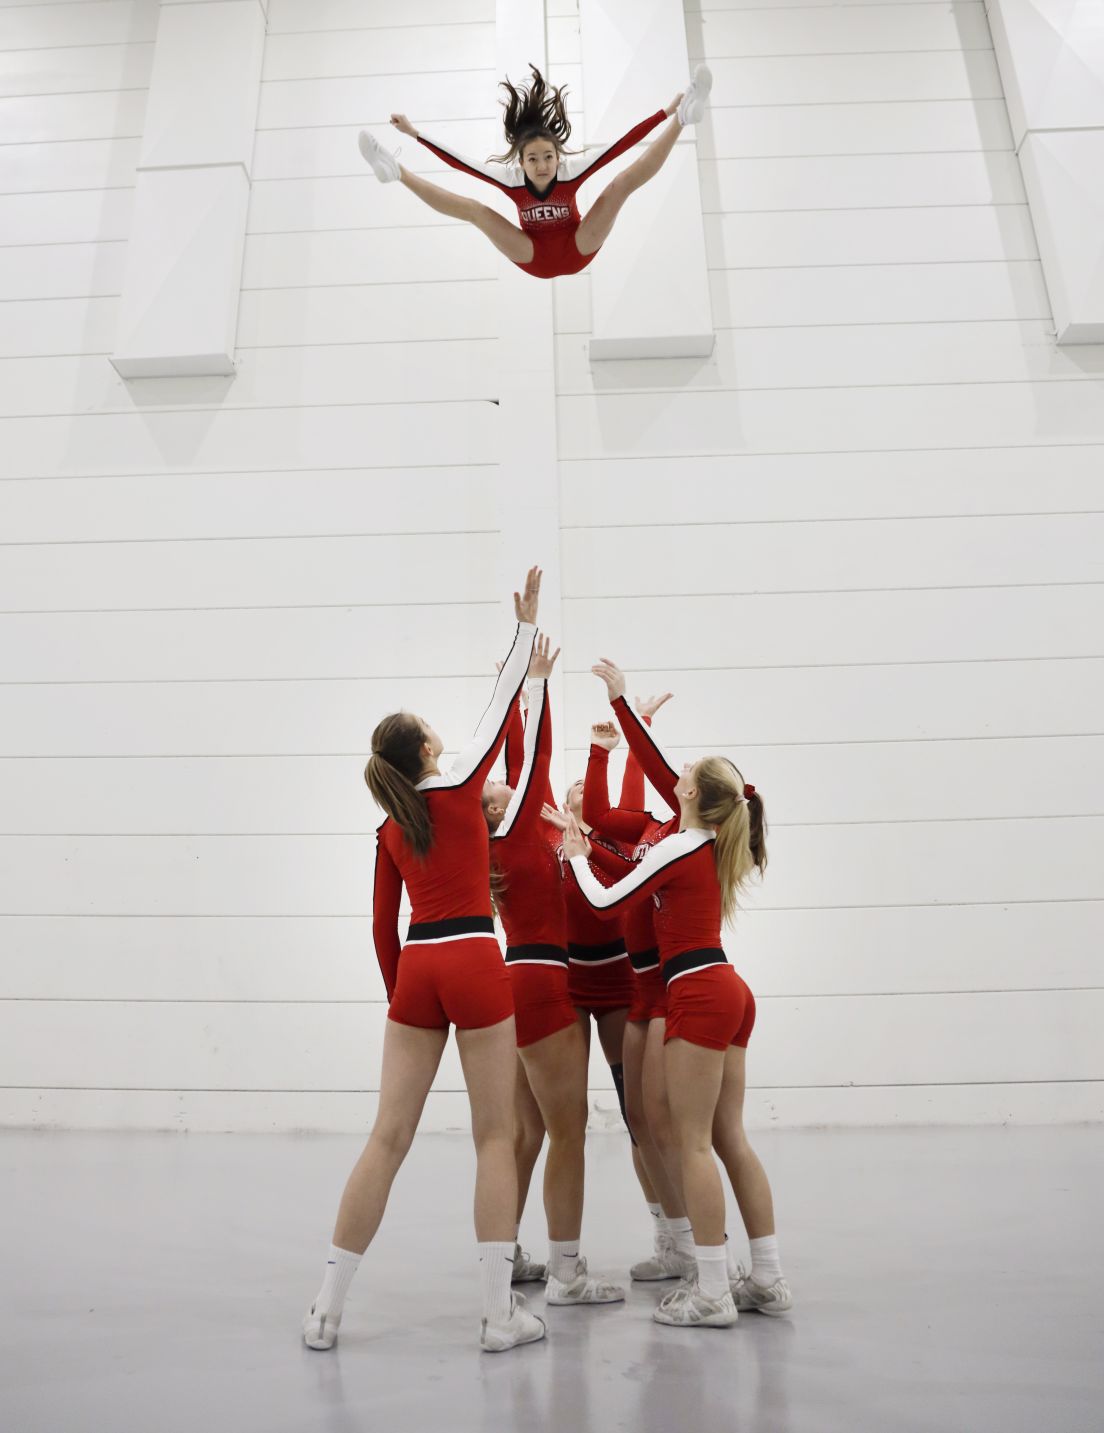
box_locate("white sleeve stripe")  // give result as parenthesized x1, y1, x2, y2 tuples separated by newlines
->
(418, 133, 523, 189)
(620, 699, 680, 787)
(432, 621, 535, 788)
(494, 679, 546, 841)
(568, 831, 703, 910)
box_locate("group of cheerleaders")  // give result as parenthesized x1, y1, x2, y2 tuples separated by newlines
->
(303, 570, 791, 1352)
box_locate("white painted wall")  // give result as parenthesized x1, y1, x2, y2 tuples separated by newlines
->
(0, 0, 1101, 1133)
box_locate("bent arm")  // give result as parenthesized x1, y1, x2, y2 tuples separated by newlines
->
(568, 830, 697, 914)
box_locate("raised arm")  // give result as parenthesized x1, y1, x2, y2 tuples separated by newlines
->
(371, 829, 403, 1001)
(619, 696, 671, 808)
(503, 693, 526, 788)
(566, 825, 702, 917)
(592, 660, 680, 814)
(581, 723, 617, 828)
(560, 110, 668, 187)
(495, 637, 560, 841)
(429, 568, 540, 790)
(397, 113, 523, 194)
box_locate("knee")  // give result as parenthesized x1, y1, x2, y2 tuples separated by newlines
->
(543, 1096, 588, 1146)
(713, 1120, 750, 1164)
(369, 1119, 417, 1165)
(514, 1119, 545, 1166)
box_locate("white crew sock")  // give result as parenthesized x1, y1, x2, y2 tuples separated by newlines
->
(479, 1242, 516, 1324)
(647, 1202, 668, 1253)
(667, 1216, 695, 1261)
(749, 1234, 782, 1287)
(548, 1239, 580, 1284)
(694, 1244, 729, 1301)
(312, 1244, 362, 1319)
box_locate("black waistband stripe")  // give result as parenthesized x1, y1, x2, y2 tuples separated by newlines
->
(629, 947, 660, 972)
(407, 916, 495, 942)
(567, 939, 628, 962)
(662, 948, 729, 985)
(505, 944, 569, 966)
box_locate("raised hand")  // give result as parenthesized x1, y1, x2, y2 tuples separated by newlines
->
(390, 113, 418, 138)
(636, 692, 673, 721)
(562, 810, 591, 860)
(529, 632, 560, 681)
(540, 802, 569, 832)
(591, 658, 627, 702)
(514, 566, 542, 626)
(591, 720, 620, 752)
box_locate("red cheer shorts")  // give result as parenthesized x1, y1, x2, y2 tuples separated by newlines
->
(663, 961, 756, 1053)
(627, 961, 667, 1024)
(568, 939, 635, 1016)
(506, 947, 578, 1048)
(388, 934, 514, 1032)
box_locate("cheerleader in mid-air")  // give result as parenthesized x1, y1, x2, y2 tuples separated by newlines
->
(356, 62, 712, 280)
(562, 659, 792, 1327)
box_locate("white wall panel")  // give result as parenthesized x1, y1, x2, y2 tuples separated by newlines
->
(558, 449, 1104, 525)
(0, 2, 158, 52)
(688, 4, 993, 56)
(696, 51, 1003, 106)
(0, 43, 153, 99)
(267, 0, 494, 31)
(0, 138, 140, 195)
(241, 227, 497, 288)
(0, 241, 127, 302)
(0, 295, 118, 358)
(0, 401, 496, 478)
(562, 513, 1103, 594)
(261, 25, 493, 81)
(3, 900, 1099, 1003)
(703, 99, 1014, 159)
(5, 734, 1099, 834)
(0, 89, 148, 143)
(250, 118, 502, 180)
(700, 152, 1025, 212)
(0, 187, 134, 246)
(0, 466, 498, 541)
(557, 380, 1104, 458)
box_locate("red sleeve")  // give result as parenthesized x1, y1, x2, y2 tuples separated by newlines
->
(582, 743, 612, 829)
(618, 713, 650, 809)
(593, 805, 649, 844)
(371, 828, 403, 1002)
(612, 695, 679, 816)
(586, 835, 636, 880)
(564, 110, 668, 186)
(495, 680, 552, 843)
(504, 697, 525, 788)
(416, 132, 520, 194)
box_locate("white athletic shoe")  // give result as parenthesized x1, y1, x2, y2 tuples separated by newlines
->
(480, 1294, 547, 1352)
(512, 1244, 548, 1284)
(631, 1235, 695, 1282)
(357, 130, 401, 182)
(677, 64, 713, 127)
(302, 1304, 340, 1350)
(546, 1256, 626, 1305)
(731, 1265, 793, 1316)
(653, 1281, 738, 1328)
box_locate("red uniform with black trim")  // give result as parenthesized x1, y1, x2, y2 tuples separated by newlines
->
(567, 697, 756, 1052)
(491, 677, 577, 1048)
(371, 621, 537, 1030)
(417, 111, 667, 280)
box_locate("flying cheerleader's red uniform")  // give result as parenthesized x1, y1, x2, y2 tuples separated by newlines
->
(491, 677, 578, 1048)
(416, 111, 668, 280)
(371, 621, 536, 1030)
(568, 699, 756, 1052)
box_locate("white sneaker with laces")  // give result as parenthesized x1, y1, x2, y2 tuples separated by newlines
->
(631, 1234, 694, 1282)
(480, 1294, 547, 1352)
(512, 1243, 548, 1284)
(677, 64, 713, 127)
(653, 1281, 738, 1328)
(357, 130, 401, 182)
(302, 1304, 340, 1350)
(546, 1256, 625, 1305)
(731, 1265, 793, 1316)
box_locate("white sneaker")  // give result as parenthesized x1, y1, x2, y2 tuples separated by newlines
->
(653, 1281, 738, 1328)
(731, 1266, 793, 1316)
(512, 1243, 547, 1284)
(480, 1294, 547, 1352)
(546, 1255, 625, 1305)
(302, 1304, 340, 1350)
(357, 130, 401, 182)
(631, 1235, 694, 1282)
(677, 64, 713, 127)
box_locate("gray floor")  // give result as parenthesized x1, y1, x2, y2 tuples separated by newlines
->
(1, 1126, 1101, 1433)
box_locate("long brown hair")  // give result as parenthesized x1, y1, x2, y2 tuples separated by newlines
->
(695, 757, 768, 924)
(364, 712, 432, 858)
(492, 63, 575, 166)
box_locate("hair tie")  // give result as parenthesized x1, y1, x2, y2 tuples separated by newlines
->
(743, 783, 756, 799)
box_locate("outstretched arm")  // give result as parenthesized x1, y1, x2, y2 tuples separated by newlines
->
(618, 695, 672, 808)
(593, 660, 680, 815)
(392, 113, 524, 194)
(563, 814, 697, 916)
(495, 636, 560, 842)
(560, 110, 668, 186)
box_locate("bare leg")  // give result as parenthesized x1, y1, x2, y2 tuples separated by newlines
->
(641, 1016, 686, 1214)
(519, 1021, 590, 1240)
(594, 1007, 660, 1203)
(514, 1056, 547, 1226)
(575, 110, 683, 256)
(623, 1019, 683, 1215)
(663, 1037, 727, 1246)
(398, 166, 535, 265)
(711, 1044, 776, 1240)
(456, 1016, 522, 1241)
(332, 1020, 448, 1252)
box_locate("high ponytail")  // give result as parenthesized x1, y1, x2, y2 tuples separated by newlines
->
(365, 712, 432, 858)
(492, 63, 576, 165)
(695, 756, 768, 924)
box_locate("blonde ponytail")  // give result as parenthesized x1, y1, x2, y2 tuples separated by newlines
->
(696, 756, 768, 924)
(365, 713, 432, 858)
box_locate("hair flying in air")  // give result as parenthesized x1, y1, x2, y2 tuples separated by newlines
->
(491, 64, 577, 165)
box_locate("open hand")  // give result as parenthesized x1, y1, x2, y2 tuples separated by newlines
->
(541, 802, 569, 832)
(636, 692, 673, 721)
(591, 721, 620, 752)
(591, 658, 626, 702)
(529, 632, 560, 681)
(562, 810, 591, 860)
(390, 113, 418, 138)
(514, 566, 541, 626)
